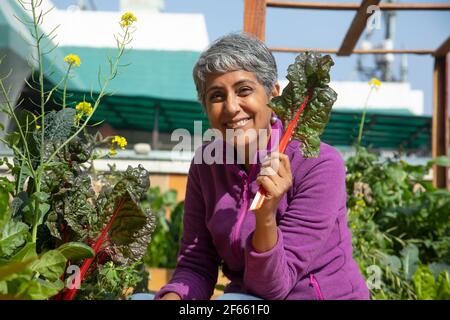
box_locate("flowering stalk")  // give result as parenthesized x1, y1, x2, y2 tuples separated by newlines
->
(28, 0, 46, 169)
(62, 54, 80, 109)
(356, 78, 381, 147)
(44, 15, 135, 166)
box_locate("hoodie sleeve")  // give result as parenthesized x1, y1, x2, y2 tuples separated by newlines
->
(155, 161, 221, 300)
(243, 145, 346, 300)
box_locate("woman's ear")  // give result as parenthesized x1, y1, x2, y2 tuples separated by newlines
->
(271, 82, 281, 98)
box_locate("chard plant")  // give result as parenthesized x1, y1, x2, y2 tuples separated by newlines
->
(0, 0, 155, 300)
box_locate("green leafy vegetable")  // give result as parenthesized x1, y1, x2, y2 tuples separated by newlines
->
(269, 52, 337, 157)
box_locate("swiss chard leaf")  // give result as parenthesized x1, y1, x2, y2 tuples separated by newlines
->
(99, 166, 156, 264)
(269, 52, 337, 157)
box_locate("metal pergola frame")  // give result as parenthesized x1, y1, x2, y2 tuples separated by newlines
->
(243, 0, 450, 189)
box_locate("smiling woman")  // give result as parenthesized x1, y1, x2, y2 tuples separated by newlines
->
(194, 34, 280, 167)
(149, 33, 370, 300)
(203, 70, 279, 165)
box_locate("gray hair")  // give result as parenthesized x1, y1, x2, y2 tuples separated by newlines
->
(193, 33, 278, 106)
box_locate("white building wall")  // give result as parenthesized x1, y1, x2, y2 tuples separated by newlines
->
(279, 80, 424, 115)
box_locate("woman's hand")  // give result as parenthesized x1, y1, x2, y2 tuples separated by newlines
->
(255, 152, 293, 217)
(251, 152, 292, 253)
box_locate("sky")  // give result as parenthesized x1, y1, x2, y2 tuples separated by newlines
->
(51, 0, 450, 115)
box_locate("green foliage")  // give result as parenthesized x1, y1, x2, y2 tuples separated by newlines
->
(0, 220, 29, 257)
(0, 238, 67, 300)
(269, 52, 337, 157)
(0, 177, 14, 226)
(412, 265, 450, 300)
(347, 145, 450, 300)
(76, 261, 145, 300)
(143, 187, 183, 269)
(56, 242, 95, 261)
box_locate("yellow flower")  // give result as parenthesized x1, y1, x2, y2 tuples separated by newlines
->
(64, 54, 81, 67)
(75, 101, 93, 116)
(112, 135, 127, 149)
(120, 12, 137, 28)
(109, 148, 117, 156)
(368, 78, 381, 89)
(33, 113, 41, 129)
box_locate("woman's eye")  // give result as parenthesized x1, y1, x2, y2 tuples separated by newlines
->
(209, 92, 224, 102)
(238, 87, 252, 96)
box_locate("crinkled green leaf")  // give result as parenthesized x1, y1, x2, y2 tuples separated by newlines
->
(36, 109, 76, 143)
(109, 209, 156, 265)
(97, 166, 155, 264)
(44, 172, 97, 242)
(269, 52, 337, 157)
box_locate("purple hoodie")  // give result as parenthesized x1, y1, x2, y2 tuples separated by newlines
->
(156, 119, 370, 300)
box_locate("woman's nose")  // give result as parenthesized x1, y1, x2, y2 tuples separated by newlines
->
(224, 94, 241, 114)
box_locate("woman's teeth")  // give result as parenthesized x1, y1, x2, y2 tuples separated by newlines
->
(226, 118, 250, 129)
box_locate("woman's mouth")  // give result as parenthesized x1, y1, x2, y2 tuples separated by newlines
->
(225, 117, 252, 129)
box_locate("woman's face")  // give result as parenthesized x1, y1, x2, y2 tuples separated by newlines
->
(204, 70, 279, 153)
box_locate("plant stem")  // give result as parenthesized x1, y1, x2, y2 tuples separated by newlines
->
(0, 81, 36, 179)
(31, 184, 40, 243)
(357, 87, 375, 147)
(30, 0, 46, 167)
(62, 65, 72, 109)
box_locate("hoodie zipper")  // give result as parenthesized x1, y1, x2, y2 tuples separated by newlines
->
(310, 274, 324, 300)
(231, 172, 251, 259)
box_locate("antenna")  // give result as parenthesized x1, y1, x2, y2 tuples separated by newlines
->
(356, 0, 405, 82)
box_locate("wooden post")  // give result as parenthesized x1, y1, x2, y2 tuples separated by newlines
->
(337, 0, 381, 56)
(432, 54, 449, 189)
(243, 0, 267, 41)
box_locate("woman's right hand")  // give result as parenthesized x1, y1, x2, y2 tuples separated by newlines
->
(159, 292, 182, 300)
